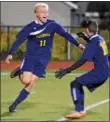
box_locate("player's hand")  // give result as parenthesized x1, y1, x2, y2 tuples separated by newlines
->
(5, 55, 13, 64)
(55, 68, 70, 79)
(77, 32, 86, 38)
(77, 32, 89, 43)
(78, 44, 85, 51)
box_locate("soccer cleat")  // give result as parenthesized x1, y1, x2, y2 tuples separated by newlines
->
(65, 111, 87, 119)
(9, 104, 17, 112)
(10, 67, 21, 78)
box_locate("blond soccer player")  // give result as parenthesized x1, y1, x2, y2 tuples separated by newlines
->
(5, 3, 85, 112)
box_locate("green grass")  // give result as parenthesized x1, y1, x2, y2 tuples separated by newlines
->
(1, 71, 109, 121)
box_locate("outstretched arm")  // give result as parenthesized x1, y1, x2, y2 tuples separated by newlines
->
(55, 57, 87, 79)
(55, 42, 97, 79)
(8, 25, 30, 55)
(54, 22, 85, 49)
(5, 25, 30, 64)
(67, 58, 87, 72)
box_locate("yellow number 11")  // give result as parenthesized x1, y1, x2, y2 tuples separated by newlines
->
(40, 40, 46, 47)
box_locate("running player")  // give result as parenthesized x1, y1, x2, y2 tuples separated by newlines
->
(5, 3, 84, 112)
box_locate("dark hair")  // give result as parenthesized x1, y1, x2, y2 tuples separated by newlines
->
(86, 20, 98, 34)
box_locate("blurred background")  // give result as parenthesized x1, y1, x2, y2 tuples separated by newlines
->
(1, 1, 110, 61)
(1, 2, 109, 121)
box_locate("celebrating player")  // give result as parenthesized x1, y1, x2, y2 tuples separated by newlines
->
(5, 3, 84, 112)
(55, 20, 109, 119)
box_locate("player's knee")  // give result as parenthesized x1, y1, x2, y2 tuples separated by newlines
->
(70, 80, 82, 89)
(22, 78, 30, 85)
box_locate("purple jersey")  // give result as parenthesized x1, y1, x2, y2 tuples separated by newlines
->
(9, 19, 79, 65)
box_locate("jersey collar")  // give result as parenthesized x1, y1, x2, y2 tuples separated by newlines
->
(35, 19, 48, 25)
(89, 34, 98, 40)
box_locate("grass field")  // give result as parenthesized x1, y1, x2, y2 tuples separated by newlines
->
(1, 70, 109, 121)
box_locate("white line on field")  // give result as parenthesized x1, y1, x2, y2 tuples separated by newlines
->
(30, 91, 36, 94)
(56, 98, 109, 122)
(1, 72, 9, 75)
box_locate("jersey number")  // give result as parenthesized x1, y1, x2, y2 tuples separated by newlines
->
(100, 41, 108, 55)
(40, 40, 46, 47)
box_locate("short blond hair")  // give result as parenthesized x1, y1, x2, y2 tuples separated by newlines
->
(34, 3, 49, 13)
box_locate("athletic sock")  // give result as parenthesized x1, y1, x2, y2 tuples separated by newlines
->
(71, 87, 84, 112)
(12, 88, 30, 107)
(75, 87, 84, 112)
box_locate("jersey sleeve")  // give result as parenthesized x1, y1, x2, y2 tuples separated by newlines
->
(67, 57, 87, 72)
(54, 22, 80, 47)
(8, 24, 30, 55)
(82, 42, 97, 61)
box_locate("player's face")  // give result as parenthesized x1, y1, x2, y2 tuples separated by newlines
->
(35, 7, 49, 23)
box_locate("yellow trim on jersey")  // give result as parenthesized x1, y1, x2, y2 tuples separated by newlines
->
(36, 33, 50, 38)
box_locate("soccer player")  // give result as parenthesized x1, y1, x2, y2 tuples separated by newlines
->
(5, 3, 84, 112)
(55, 20, 109, 119)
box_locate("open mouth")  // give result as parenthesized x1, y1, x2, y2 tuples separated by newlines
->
(43, 17, 47, 19)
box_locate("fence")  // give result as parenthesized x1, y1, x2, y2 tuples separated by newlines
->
(1, 26, 110, 61)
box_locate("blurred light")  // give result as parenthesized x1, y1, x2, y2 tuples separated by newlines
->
(64, 2, 78, 10)
(85, 12, 99, 17)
